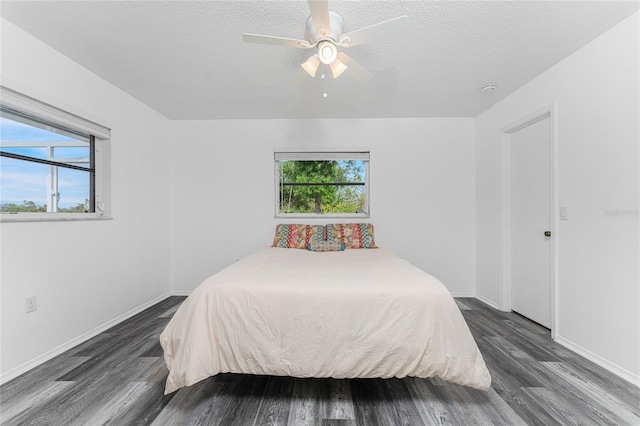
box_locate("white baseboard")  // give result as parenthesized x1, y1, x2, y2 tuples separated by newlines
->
(170, 290, 192, 296)
(0, 292, 172, 386)
(450, 292, 476, 298)
(474, 293, 500, 310)
(555, 335, 640, 388)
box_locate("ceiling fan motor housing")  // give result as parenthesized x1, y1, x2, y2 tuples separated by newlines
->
(305, 10, 344, 44)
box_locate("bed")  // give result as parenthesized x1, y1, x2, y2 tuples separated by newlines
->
(160, 229, 491, 394)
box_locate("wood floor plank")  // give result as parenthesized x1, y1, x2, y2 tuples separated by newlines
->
(149, 376, 222, 425)
(287, 378, 331, 426)
(214, 374, 270, 426)
(552, 345, 640, 396)
(0, 356, 89, 403)
(109, 382, 173, 426)
(542, 361, 640, 425)
(158, 303, 182, 319)
(56, 326, 164, 383)
(327, 379, 356, 421)
(69, 332, 113, 357)
(471, 342, 568, 424)
(350, 378, 423, 426)
(405, 377, 460, 425)
(474, 387, 529, 425)
(350, 379, 397, 426)
(74, 381, 151, 426)
(0, 381, 75, 426)
(507, 354, 638, 425)
(479, 336, 546, 388)
(520, 387, 588, 426)
(454, 299, 473, 311)
(251, 376, 295, 426)
(437, 385, 497, 426)
(378, 379, 425, 425)
(485, 335, 533, 359)
(321, 420, 357, 426)
(19, 356, 159, 426)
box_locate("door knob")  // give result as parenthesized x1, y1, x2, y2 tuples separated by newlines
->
(544, 231, 551, 237)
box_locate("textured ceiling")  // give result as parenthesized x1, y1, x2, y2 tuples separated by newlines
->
(1, 1, 638, 120)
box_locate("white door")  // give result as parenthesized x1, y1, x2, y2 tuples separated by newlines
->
(510, 116, 552, 328)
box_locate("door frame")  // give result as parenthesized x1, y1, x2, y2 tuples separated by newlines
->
(498, 103, 558, 339)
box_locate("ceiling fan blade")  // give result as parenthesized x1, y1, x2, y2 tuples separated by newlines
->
(338, 15, 409, 48)
(308, 0, 331, 37)
(242, 33, 312, 49)
(338, 53, 372, 83)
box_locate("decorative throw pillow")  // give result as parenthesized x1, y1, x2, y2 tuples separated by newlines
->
(272, 224, 324, 249)
(307, 240, 345, 252)
(306, 224, 325, 246)
(326, 223, 378, 249)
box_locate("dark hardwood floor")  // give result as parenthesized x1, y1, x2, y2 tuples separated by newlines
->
(1, 296, 638, 425)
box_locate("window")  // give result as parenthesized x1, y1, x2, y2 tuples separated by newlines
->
(275, 151, 370, 218)
(0, 86, 110, 221)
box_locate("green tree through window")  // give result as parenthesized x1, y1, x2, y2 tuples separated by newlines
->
(275, 152, 369, 217)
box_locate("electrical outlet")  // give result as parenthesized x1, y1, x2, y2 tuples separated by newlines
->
(26, 296, 37, 313)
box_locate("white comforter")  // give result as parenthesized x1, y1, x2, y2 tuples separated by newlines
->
(160, 247, 491, 394)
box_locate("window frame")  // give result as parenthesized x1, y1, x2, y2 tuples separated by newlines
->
(274, 150, 370, 219)
(0, 86, 111, 222)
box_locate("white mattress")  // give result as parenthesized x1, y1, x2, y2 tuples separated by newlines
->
(160, 247, 491, 394)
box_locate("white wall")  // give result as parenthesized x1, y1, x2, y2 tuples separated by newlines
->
(169, 118, 476, 296)
(0, 19, 172, 379)
(476, 12, 639, 383)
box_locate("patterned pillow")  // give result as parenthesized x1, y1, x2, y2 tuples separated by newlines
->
(307, 225, 325, 246)
(307, 240, 345, 252)
(272, 224, 324, 249)
(326, 223, 378, 249)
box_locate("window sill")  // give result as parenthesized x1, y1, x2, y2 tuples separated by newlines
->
(0, 213, 113, 223)
(275, 213, 370, 220)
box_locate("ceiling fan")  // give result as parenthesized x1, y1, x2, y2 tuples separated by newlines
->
(242, 0, 409, 83)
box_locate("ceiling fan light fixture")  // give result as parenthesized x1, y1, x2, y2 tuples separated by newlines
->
(317, 41, 337, 64)
(301, 54, 321, 77)
(329, 58, 348, 78)
(243, 2, 409, 85)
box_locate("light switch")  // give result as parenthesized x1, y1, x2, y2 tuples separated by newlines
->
(560, 206, 568, 220)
